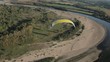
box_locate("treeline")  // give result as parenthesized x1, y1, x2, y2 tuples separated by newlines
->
(35, 2, 110, 23)
(73, 4, 110, 22)
(73, 0, 110, 9)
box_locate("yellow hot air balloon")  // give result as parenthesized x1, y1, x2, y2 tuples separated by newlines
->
(52, 19, 75, 27)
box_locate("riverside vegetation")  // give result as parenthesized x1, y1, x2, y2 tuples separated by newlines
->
(34, 2, 110, 23)
(0, 5, 83, 60)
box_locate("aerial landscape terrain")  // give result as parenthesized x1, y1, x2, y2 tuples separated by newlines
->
(0, 0, 110, 62)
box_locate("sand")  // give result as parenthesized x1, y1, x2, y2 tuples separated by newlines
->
(2, 9, 106, 62)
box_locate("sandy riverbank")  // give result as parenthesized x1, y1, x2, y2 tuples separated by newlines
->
(2, 9, 106, 62)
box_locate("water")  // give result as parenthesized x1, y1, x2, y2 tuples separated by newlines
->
(76, 13, 110, 50)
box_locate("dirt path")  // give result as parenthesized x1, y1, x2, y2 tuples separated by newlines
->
(2, 9, 106, 62)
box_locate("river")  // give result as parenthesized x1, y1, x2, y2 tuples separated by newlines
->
(0, 3, 110, 62)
